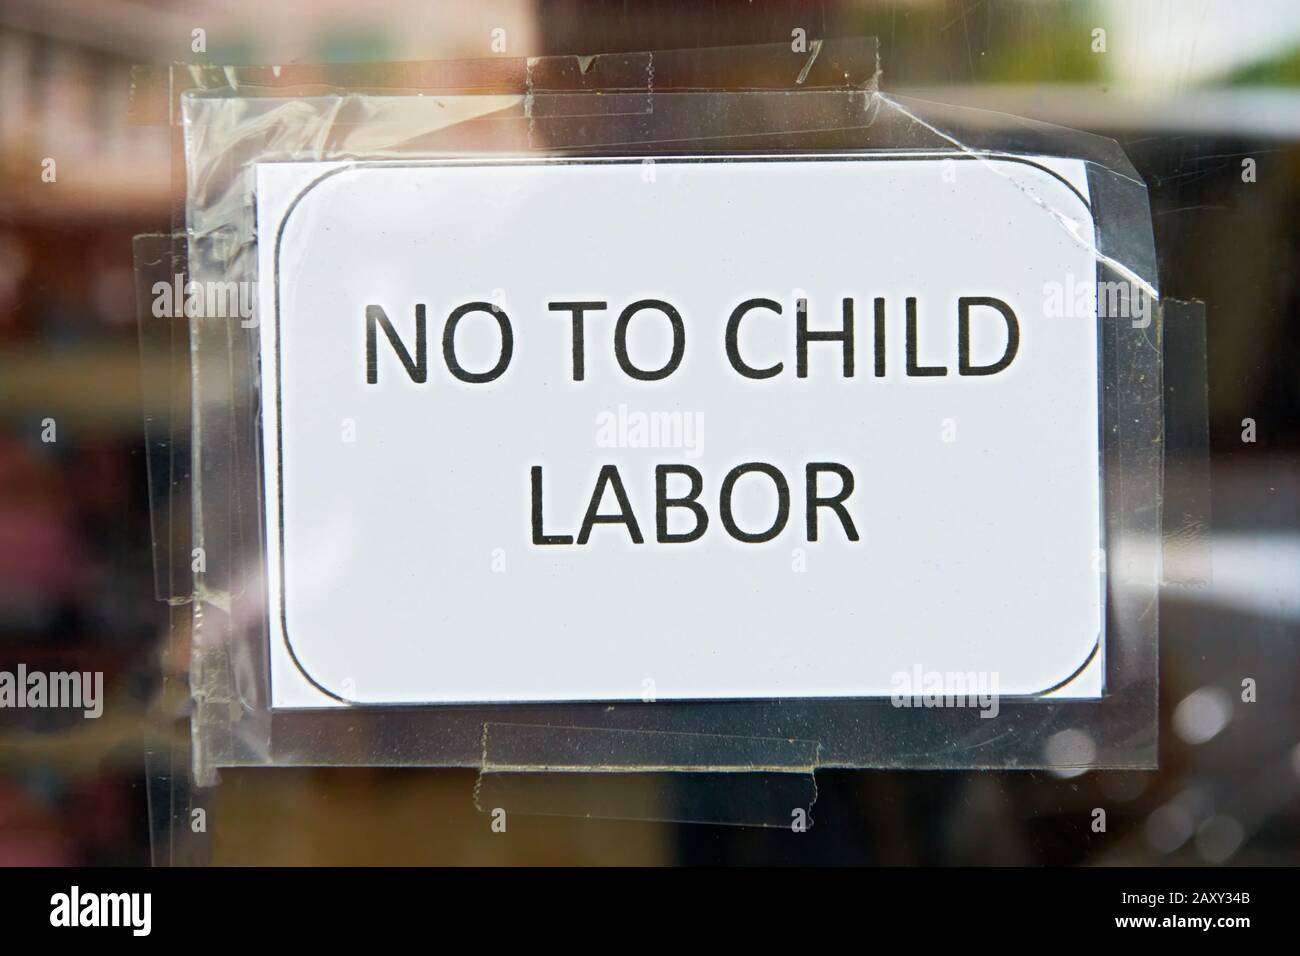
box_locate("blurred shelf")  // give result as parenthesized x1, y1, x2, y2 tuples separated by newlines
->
(0, 344, 182, 431)
(893, 83, 1300, 138)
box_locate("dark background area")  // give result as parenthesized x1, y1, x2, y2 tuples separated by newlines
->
(0, 0, 1296, 864)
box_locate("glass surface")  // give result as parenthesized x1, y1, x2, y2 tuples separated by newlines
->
(0, 0, 1296, 866)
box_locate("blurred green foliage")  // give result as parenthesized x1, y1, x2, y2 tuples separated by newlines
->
(1224, 44, 1300, 86)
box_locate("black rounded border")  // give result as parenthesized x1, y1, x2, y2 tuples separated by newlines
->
(266, 152, 1101, 707)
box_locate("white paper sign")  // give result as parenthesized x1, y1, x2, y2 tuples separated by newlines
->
(256, 155, 1103, 708)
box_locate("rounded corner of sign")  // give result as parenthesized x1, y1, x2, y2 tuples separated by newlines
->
(1035, 635, 1104, 699)
(275, 615, 359, 708)
(999, 154, 1096, 225)
(272, 165, 355, 255)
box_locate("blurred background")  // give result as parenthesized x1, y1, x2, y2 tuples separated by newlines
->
(0, 0, 1297, 865)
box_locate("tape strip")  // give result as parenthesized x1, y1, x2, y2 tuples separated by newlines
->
(476, 723, 820, 827)
(1161, 299, 1212, 588)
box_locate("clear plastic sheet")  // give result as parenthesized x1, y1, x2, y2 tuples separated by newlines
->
(133, 41, 1172, 816)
